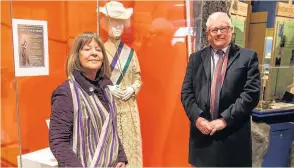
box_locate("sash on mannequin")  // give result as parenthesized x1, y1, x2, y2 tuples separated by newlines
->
(109, 41, 134, 85)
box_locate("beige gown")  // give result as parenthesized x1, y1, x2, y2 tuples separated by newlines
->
(104, 40, 143, 167)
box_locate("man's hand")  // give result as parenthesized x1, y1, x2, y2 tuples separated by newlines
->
(195, 117, 213, 135)
(115, 162, 125, 168)
(209, 118, 227, 136)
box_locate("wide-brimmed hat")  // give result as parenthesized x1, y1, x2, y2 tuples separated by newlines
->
(98, 1, 133, 20)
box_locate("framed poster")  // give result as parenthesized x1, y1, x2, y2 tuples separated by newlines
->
(12, 19, 49, 76)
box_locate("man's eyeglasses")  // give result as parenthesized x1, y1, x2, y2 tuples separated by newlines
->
(209, 26, 232, 34)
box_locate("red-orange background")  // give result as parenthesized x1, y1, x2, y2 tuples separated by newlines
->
(1, 1, 191, 166)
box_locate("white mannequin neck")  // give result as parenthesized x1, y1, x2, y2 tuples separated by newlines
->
(107, 37, 121, 46)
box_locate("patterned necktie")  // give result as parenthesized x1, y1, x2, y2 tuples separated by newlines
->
(211, 50, 225, 119)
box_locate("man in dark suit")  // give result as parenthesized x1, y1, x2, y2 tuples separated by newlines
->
(181, 12, 261, 167)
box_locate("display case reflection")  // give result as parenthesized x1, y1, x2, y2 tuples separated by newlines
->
(256, 21, 294, 111)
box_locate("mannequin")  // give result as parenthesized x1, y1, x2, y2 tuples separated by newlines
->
(99, 1, 143, 167)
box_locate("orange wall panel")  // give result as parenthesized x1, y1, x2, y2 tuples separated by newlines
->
(11, 1, 67, 41)
(1, 1, 20, 166)
(1, 1, 12, 26)
(66, 1, 97, 39)
(1, 22, 18, 146)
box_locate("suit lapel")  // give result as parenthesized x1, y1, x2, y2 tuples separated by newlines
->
(226, 44, 241, 70)
(201, 47, 212, 113)
(201, 47, 211, 81)
(201, 44, 240, 80)
(220, 44, 240, 101)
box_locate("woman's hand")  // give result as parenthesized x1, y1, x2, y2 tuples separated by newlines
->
(115, 162, 126, 168)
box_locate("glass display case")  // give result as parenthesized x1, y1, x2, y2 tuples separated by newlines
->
(254, 20, 294, 116)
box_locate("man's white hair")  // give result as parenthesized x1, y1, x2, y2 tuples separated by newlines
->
(206, 12, 233, 30)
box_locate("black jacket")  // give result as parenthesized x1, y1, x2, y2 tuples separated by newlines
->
(181, 44, 261, 167)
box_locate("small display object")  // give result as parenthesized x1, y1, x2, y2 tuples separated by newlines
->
(17, 148, 57, 168)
